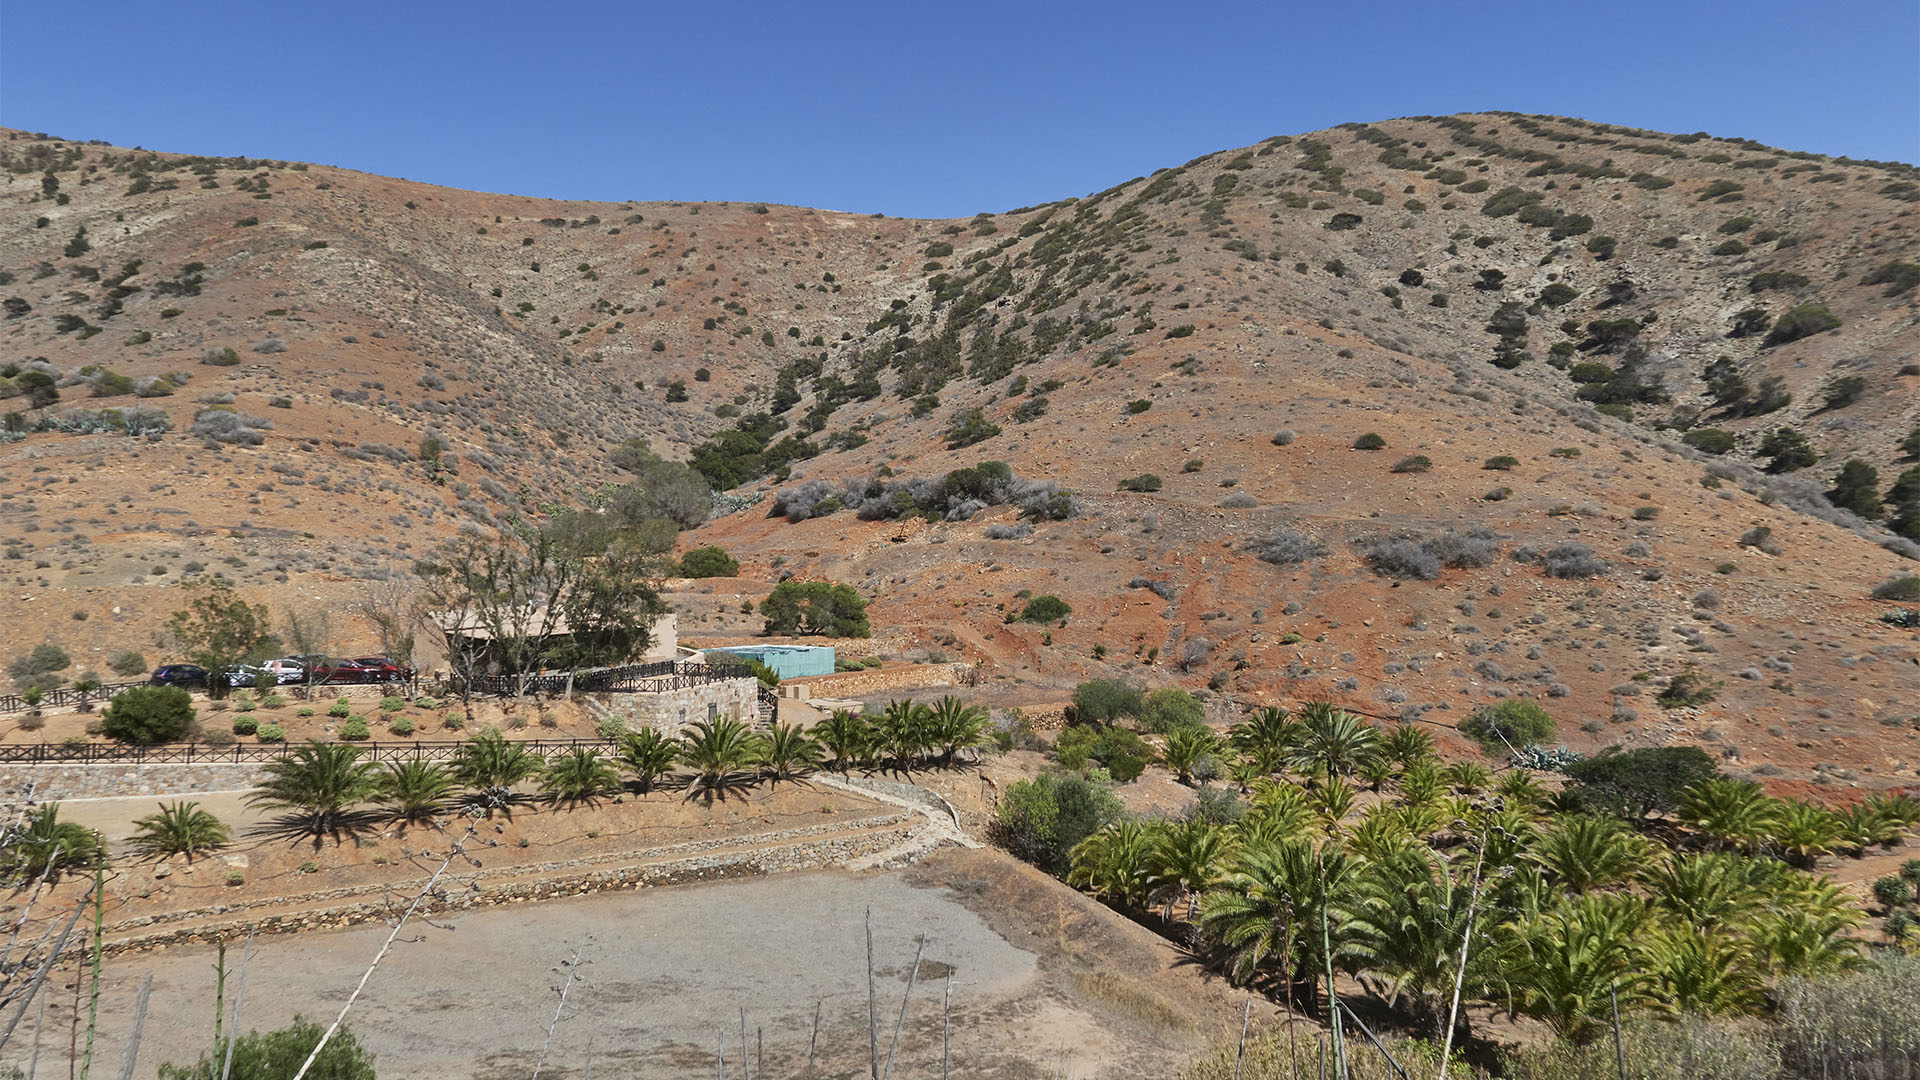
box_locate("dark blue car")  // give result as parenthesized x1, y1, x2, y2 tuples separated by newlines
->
(149, 664, 209, 688)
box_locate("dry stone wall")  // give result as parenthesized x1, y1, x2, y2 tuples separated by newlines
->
(0, 763, 270, 801)
(785, 663, 973, 700)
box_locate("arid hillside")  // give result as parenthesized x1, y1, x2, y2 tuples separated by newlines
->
(4, 114, 1919, 785)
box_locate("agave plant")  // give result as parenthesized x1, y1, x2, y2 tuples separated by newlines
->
(248, 741, 383, 848)
(679, 717, 763, 802)
(451, 728, 546, 816)
(379, 760, 456, 829)
(760, 723, 822, 782)
(614, 727, 680, 792)
(130, 801, 230, 862)
(541, 747, 620, 808)
(5, 804, 106, 878)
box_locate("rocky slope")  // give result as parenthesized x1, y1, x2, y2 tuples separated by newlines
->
(3, 114, 1918, 784)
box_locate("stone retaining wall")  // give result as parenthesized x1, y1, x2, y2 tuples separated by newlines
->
(0, 763, 270, 800)
(785, 663, 974, 700)
(604, 677, 761, 735)
(104, 816, 916, 955)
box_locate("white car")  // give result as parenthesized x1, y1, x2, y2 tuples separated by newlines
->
(261, 658, 308, 684)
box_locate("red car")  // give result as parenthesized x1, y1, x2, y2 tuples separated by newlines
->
(309, 658, 378, 684)
(353, 656, 415, 683)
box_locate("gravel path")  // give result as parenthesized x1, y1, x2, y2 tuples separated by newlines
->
(33, 870, 1037, 1079)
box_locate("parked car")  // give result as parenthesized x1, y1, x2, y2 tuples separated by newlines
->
(219, 664, 269, 688)
(308, 658, 378, 684)
(352, 656, 415, 683)
(149, 664, 209, 688)
(260, 658, 308, 684)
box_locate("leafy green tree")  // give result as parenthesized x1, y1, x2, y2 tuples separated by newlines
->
(378, 760, 455, 827)
(541, 747, 620, 807)
(165, 580, 279, 697)
(100, 685, 196, 743)
(1562, 746, 1718, 820)
(130, 801, 230, 862)
(614, 727, 680, 792)
(758, 580, 870, 637)
(996, 771, 1124, 876)
(1759, 426, 1818, 473)
(1459, 699, 1556, 753)
(1141, 688, 1204, 733)
(1827, 458, 1883, 518)
(248, 742, 382, 848)
(158, 1016, 377, 1080)
(3, 804, 104, 879)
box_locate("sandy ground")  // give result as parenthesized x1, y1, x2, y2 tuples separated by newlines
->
(10, 851, 1242, 1080)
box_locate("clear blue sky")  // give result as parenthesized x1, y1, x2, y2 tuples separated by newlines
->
(4, 0, 1915, 218)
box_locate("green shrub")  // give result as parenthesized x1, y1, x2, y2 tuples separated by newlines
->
(1484, 455, 1519, 470)
(107, 649, 148, 676)
(231, 716, 258, 736)
(1352, 432, 1386, 450)
(595, 715, 628, 740)
(1117, 473, 1162, 492)
(339, 717, 370, 740)
(944, 408, 1001, 449)
(297, 707, 316, 717)
(157, 1015, 377, 1080)
(100, 685, 195, 743)
(1563, 745, 1719, 819)
(443, 710, 465, 730)
(1071, 678, 1143, 724)
(379, 696, 406, 713)
(387, 716, 415, 737)
(1141, 688, 1204, 734)
(760, 580, 871, 637)
(1391, 455, 1432, 473)
(1125, 399, 1152, 414)
(1016, 595, 1072, 623)
(415, 696, 438, 710)
(1658, 671, 1722, 708)
(255, 724, 285, 743)
(1872, 875, 1916, 908)
(1767, 302, 1841, 346)
(995, 772, 1125, 876)
(327, 698, 351, 718)
(1873, 577, 1920, 601)
(677, 545, 740, 578)
(1682, 428, 1737, 454)
(1460, 700, 1556, 751)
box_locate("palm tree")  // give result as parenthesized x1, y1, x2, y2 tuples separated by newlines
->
(760, 724, 822, 782)
(1347, 804, 1416, 862)
(378, 760, 455, 830)
(1146, 819, 1238, 920)
(1287, 702, 1383, 778)
(872, 699, 932, 771)
(451, 729, 546, 816)
(248, 742, 383, 848)
(1748, 874, 1863, 979)
(1196, 838, 1355, 1018)
(1160, 725, 1218, 786)
(1309, 774, 1358, 833)
(1532, 815, 1651, 893)
(1499, 892, 1652, 1041)
(1495, 769, 1547, 809)
(1769, 799, 1842, 868)
(1678, 778, 1779, 852)
(1356, 756, 1395, 793)
(679, 717, 762, 803)
(1228, 707, 1297, 765)
(1246, 780, 1317, 842)
(613, 727, 680, 793)
(1644, 925, 1766, 1017)
(1833, 801, 1900, 855)
(1641, 851, 1777, 930)
(1343, 844, 1482, 1039)
(922, 696, 989, 767)
(815, 710, 873, 772)
(1444, 761, 1493, 794)
(1396, 760, 1448, 807)
(130, 801, 230, 863)
(541, 747, 620, 808)
(1068, 820, 1158, 910)
(1382, 723, 1434, 767)
(5, 804, 106, 878)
